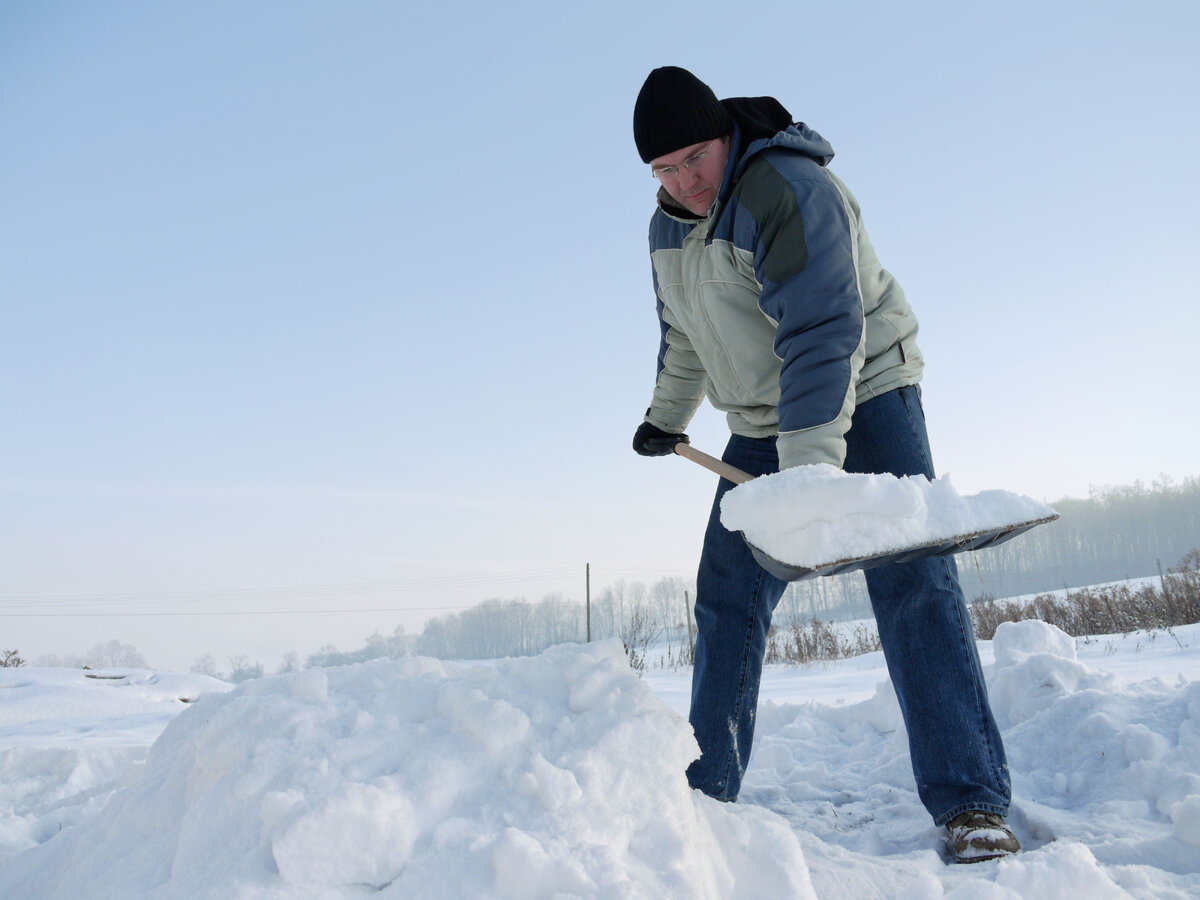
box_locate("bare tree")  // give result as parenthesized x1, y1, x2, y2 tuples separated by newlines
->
(617, 604, 662, 672)
(1, 649, 25, 668)
(651, 577, 688, 631)
(227, 655, 264, 683)
(86, 640, 148, 669)
(191, 653, 220, 677)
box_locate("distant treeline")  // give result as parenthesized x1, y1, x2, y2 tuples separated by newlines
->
(307, 581, 686, 669)
(960, 475, 1200, 599)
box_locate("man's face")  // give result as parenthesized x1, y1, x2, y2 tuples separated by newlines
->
(650, 136, 730, 216)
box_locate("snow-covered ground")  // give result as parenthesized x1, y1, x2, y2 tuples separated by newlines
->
(1, 620, 1198, 898)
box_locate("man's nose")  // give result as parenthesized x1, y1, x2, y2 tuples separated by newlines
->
(677, 166, 700, 190)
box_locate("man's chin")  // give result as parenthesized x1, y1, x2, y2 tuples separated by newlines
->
(685, 192, 714, 215)
(666, 188, 711, 216)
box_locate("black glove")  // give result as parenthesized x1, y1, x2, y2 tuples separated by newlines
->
(632, 421, 690, 457)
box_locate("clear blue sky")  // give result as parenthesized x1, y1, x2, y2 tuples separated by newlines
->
(3, 0, 1197, 671)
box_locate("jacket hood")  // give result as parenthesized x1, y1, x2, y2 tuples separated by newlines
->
(722, 96, 835, 172)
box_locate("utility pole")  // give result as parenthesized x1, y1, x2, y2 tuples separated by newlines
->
(586, 563, 591, 642)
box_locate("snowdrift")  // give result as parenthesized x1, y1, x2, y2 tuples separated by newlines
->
(2, 621, 1199, 897)
(0, 641, 812, 899)
(739, 620, 1200, 898)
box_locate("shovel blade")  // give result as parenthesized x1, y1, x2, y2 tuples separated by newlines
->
(743, 514, 1059, 582)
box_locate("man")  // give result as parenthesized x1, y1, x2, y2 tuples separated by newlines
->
(630, 66, 1020, 863)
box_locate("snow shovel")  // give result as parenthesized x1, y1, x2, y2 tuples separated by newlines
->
(672, 442, 1059, 582)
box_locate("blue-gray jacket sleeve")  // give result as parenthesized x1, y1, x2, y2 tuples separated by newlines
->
(734, 159, 866, 468)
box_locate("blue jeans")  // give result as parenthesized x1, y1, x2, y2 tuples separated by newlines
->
(686, 386, 1011, 825)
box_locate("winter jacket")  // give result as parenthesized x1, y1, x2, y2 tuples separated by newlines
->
(644, 97, 924, 471)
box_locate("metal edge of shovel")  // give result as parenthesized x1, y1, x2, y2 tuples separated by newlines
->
(673, 442, 1060, 583)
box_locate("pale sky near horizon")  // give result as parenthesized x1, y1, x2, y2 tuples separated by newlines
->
(3, 1, 1197, 672)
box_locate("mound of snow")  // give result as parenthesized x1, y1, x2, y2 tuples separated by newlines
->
(0, 667, 233, 865)
(992, 619, 1078, 667)
(738, 621, 1200, 895)
(0, 641, 814, 899)
(986, 619, 1118, 727)
(719, 463, 1055, 567)
(981, 622, 1200, 875)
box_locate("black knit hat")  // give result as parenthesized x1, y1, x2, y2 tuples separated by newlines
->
(633, 66, 735, 163)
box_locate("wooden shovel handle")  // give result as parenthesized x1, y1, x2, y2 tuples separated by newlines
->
(673, 442, 754, 485)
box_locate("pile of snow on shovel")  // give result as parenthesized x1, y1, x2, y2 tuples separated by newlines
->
(719, 463, 1056, 568)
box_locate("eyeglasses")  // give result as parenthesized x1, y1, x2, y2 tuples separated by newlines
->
(650, 142, 715, 181)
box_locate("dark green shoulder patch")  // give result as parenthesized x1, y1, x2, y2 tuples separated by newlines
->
(733, 161, 809, 283)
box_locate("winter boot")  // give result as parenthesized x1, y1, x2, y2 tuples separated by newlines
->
(946, 810, 1021, 863)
